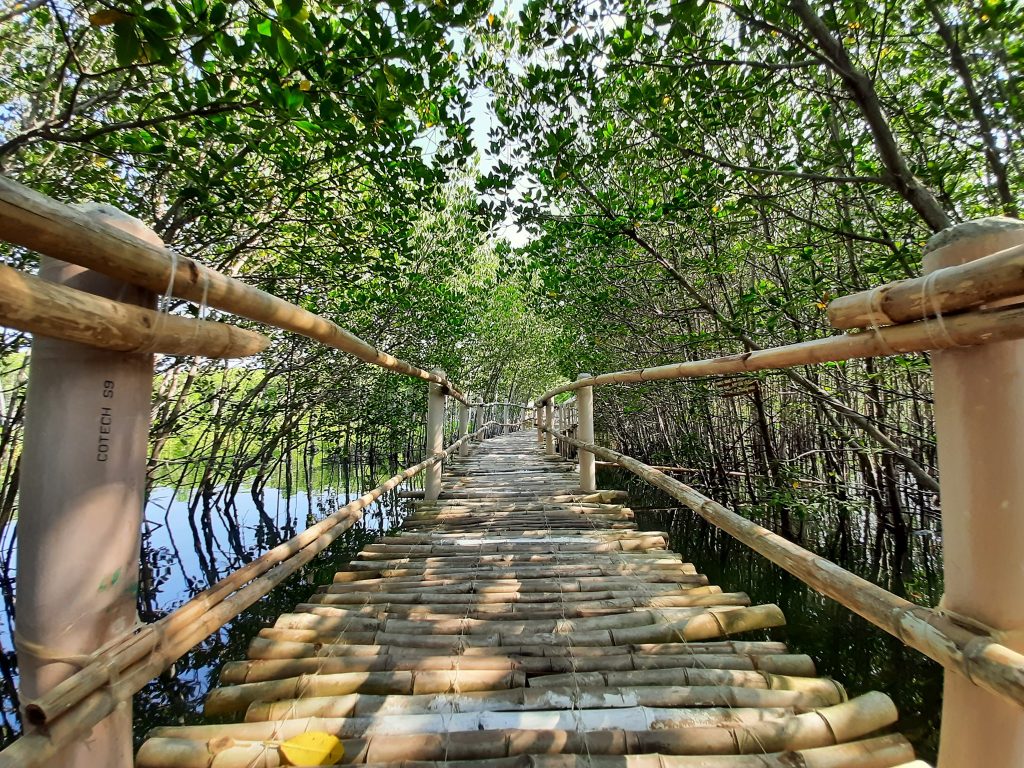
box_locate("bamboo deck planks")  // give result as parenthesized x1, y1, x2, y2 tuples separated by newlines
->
(135, 431, 926, 767)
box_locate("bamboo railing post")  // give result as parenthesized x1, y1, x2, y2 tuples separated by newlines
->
(457, 397, 471, 458)
(577, 374, 596, 492)
(16, 204, 156, 768)
(544, 400, 554, 455)
(473, 402, 485, 442)
(424, 371, 446, 501)
(927, 218, 1024, 768)
(534, 401, 543, 446)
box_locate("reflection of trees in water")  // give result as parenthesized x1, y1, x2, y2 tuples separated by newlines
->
(127, 442, 403, 742)
(0, 431, 413, 748)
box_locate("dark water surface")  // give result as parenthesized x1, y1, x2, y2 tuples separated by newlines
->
(0, 462, 415, 747)
(1, 462, 942, 762)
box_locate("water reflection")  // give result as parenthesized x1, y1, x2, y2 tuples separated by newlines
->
(0, 457, 415, 748)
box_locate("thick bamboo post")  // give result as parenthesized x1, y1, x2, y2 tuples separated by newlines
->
(577, 374, 596, 492)
(16, 204, 155, 768)
(534, 401, 543, 445)
(457, 398, 470, 458)
(473, 402, 485, 442)
(544, 400, 554, 455)
(928, 218, 1024, 768)
(424, 371, 446, 501)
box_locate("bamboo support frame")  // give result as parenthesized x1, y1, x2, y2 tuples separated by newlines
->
(546, 427, 1024, 713)
(0, 263, 268, 358)
(0, 176, 467, 401)
(0, 426, 497, 768)
(220, 649, 814, 684)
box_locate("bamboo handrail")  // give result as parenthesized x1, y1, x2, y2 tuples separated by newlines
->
(535, 301, 1024, 403)
(0, 176, 467, 402)
(0, 425, 497, 768)
(544, 426, 1024, 713)
(828, 238, 1024, 330)
(0, 264, 268, 358)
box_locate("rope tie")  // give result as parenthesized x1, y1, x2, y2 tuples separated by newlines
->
(14, 619, 145, 668)
(187, 270, 212, 351)
(922, 268, 962, 349)
(13, 632, 94, 668)
(865, 285, 899, 357)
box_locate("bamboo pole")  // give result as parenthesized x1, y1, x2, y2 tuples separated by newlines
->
(536, 301, 1024, 402)
(154, 705, 796, 740)
(204, 669, 527, 715)
(243, 639, 788, 662)
(926, 218, 1024, 767)
(218, 649, 812, 685)
(328, 735, 917, 767)
(546, 427, 1024, 713)
(3, 427, 495, 767)
(308, 587, 720, 608)
(135, 692, 898, 766)
(254, 603, 785, 648)
(544, 400, 554, 454)
(0, 263, 268, 358)
(333, 735, 917, 767)
(457, 397, 471, 457)
(0, 176, 468, 401)
(471, 401, 484, 442)
(424, 373, 445, 501)
(827, 230, 1024, 329)
(240, 681, 838, 722)
(577, 373, 596, 492)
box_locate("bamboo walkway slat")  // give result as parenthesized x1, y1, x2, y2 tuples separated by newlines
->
(135, 431, 926, 767)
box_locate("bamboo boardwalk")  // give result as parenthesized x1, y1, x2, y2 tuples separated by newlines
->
(135, 431, 923, 767)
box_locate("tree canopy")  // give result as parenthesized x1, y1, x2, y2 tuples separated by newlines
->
(0, 0, 1021, 568)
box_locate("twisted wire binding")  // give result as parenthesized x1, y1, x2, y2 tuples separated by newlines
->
(137, 249, 179, 355)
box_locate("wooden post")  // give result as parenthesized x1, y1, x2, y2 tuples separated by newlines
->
(457, 397, 470, 458)
(424, 371, 445, 501)
(577, 374, 596, 492)
(927, 218, 1024, 768)
(544, 400, 554, 455)
(16, 205, 156, 767)
(534, 401, 543, 445)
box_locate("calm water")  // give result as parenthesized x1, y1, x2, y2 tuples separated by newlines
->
(0, 462, 414, 747)
(1, 462, 942, 762)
